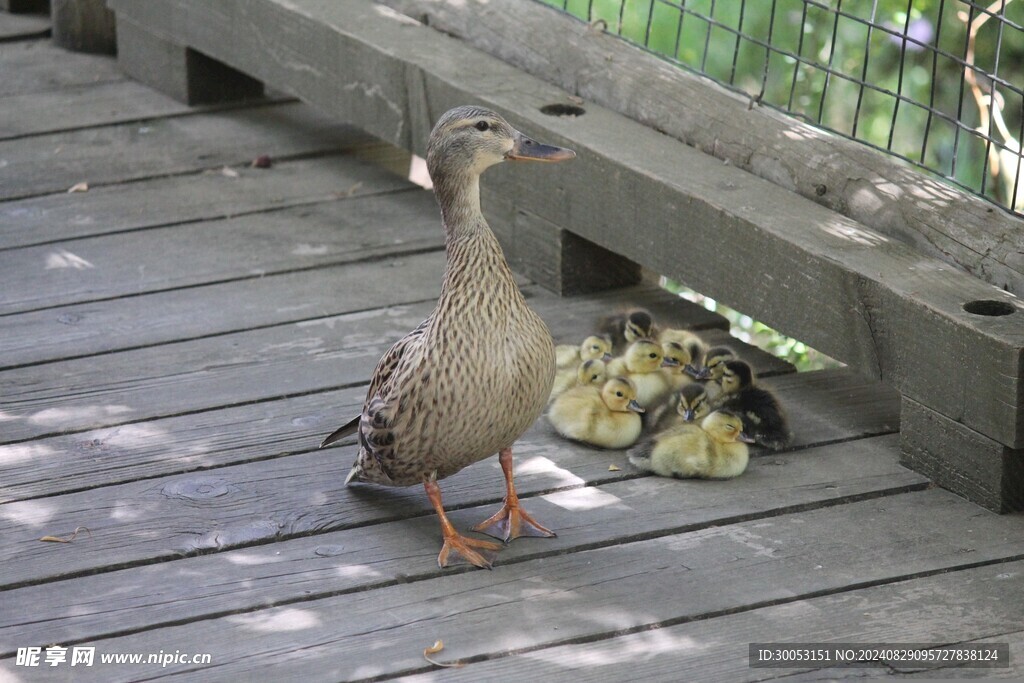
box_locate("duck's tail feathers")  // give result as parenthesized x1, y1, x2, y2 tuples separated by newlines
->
(627, 439, 654, 470)
(320, 415, 360, 449)
(344, 464, 361, 486)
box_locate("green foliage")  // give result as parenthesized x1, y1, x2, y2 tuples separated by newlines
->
(660, 277, 842, 372)
(540, 0, 1024, 208)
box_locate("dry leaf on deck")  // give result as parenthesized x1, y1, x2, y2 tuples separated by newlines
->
(39, 526, 91, 543)
(220, 166, 240, 178)
(608, 464, 621, 471)
(422, 640, 464, 668)
(67, 182, 89, 193)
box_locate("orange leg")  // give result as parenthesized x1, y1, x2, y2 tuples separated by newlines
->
(472, 448, 556, 542)
(424, 476, 502, 569)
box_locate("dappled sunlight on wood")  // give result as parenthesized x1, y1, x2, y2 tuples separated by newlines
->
(820, 220, 889, 247)
(226, 607, 321, 633)
(44, 248, 94, 270)
(545, 486, 628, 512)
(0, 499, 57, 528)
(0, 442, 54, 467)
(26, 404, 132, 427)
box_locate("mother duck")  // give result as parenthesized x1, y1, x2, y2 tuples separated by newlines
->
(320, 105, 575, 569)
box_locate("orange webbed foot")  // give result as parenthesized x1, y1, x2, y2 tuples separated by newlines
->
(472, 503, 556, 542)
(437, 533, 503, 569)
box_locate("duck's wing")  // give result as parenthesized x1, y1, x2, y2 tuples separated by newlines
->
(319, 317, 430, 450)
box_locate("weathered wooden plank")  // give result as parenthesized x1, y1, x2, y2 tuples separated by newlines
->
(105, 0, 1024, 450)
(0, 434, 922, 657)
(0, 153, 410, 249)
(0, 189, 435, 315)
(901, 398, 1024, 514)
(0, 366, 893, 502)
(398, 560, 1024, 683)
(0, 80, 196, 139)
(0, 8, 47, 40)
(4, 489, 1019, 682)
(0, 282, 730, 442)
(0, 101, 374, 201)
(0, 40, 121, 97)
(380, 0, 1024, 300)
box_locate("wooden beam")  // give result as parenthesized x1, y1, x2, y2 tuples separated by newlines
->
(380, 0, 1024, 300)
(51, 0, 115, 54)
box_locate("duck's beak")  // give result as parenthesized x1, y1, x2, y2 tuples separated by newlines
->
(506, 131, 576, 162)
(682, 408, 695, 421)
(601, 352, 613, 362)
(685, 364, 710, 380)
(661, 357, 680, 368)
(739, 431, 757, 444)
(627, 399, 645, 413)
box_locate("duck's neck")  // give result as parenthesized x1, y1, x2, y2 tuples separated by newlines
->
(432, 169, 518, 304)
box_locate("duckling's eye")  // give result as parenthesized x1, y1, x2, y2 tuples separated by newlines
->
(475, 120, 490, 132)
(591, 374, 599, 380)
(649, 353, 657, 359)
(591, 345, 600, 351)
(615, 391, 623, 397)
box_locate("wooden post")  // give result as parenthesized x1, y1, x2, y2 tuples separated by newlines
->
(116, 16, 263, 105)
(51, 0, 116, 53)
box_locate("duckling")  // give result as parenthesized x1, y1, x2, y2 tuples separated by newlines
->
(659, 328, 707, 375)
(660, 340, 697, 392)
(549, 358, 607, 401)
(555, 335, 612, 369)
(648, 383, 711, 432)
(597, 307, 658, 353)
(713, 359, 792, 450)
(605, 338, 672, 409)
(690, 345, 737, 382)
(548, 377, 645, 449)
(627, 410, 754, 479)
(319, 106, 575, 570)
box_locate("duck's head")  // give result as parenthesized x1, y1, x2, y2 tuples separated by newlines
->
(676, 383, 710, 422)
(719, 359, 755, 395)
(577, 358, 607, 387)
(426, 106, 575, 182)
(623, 339, 663, 373)
(623, 309, 655, 343)
(660, 340, 693, 371)
(601, 377, 644, 413)
(580, 335, 613, 363)
(689, 345, 737, 381)
(701, 410, 755, 444)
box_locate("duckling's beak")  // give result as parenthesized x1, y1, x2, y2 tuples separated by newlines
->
(739, 431, 757, 444)
(661, 357, 680, 368)
(506, 131, 576, 162)
(601, 352, 613, 362)
(685, 364, 710, 380)
(627, 399, 645, 413)
(682, 408, 695, 421)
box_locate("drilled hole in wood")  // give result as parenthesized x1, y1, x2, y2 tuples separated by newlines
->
(963, 299, 1016, 316)
(540, 103, 585, 118)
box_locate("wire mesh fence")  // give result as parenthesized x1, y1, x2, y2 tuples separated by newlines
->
(537, 0, 1024, 216)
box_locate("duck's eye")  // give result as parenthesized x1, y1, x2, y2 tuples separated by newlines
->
(615, 391, 623, 397)
(591, 374, 599, 381)
(591, 345, 599, 351)
(649, 353, 657, 359)
(475, 120, 490, 132)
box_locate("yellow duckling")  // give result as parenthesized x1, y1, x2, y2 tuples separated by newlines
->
(659, 328, 707, 373)
(555, 335, 613, 369)
(648, 383, 711, 432)
(660, 340, 697, 392)
(606, 338, 672, 409)
(627, 410, 754, 479)
(549, 358, 607, 401)
(548, 376, 645, 449)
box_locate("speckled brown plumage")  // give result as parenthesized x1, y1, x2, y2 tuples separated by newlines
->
(319, 106, 574, 567)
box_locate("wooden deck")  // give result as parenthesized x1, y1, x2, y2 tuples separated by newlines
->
(1, 23, 1023, 683)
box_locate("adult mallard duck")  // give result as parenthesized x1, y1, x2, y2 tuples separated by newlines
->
(319, 105, 575, 569)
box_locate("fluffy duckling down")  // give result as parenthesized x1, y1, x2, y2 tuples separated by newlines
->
(598, 308, 658, 353)
(548, 376, 645, 449)
(555, 335, 612, 369)
(649, 383, 711, 433)
(550, 358, 607, 402)
(659, 328, 707, 373)
(605, 339, 672, 409)
(627, 410, 754, 479)
(714, 359, 792, 450)
(660, 340, 698, 393)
